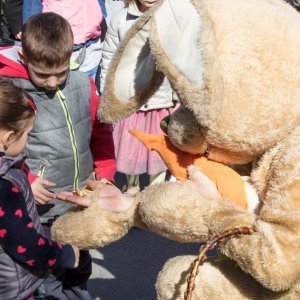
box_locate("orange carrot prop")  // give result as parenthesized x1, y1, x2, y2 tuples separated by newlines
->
(129, 129, 248, 210)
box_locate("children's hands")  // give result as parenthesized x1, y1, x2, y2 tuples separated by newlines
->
(57, 180, 135, 212)
(57, 191, 94, 208)
(71, 245, 80, 268)
(31, 178, 56, 205)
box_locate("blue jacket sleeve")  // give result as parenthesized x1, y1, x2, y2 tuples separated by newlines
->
(22, 0, 42, 23)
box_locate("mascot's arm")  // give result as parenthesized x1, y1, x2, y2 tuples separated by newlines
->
(211, 144, 300, 292)
(137, 174, 256, 244)
(138, 144, 300, 292)
(137, 180, 217, 243)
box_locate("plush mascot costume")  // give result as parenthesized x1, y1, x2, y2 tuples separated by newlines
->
(52, 0, 300, 298)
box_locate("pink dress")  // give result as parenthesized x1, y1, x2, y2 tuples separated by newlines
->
(113, 108, 173, 175)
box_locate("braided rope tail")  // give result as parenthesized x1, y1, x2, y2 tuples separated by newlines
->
(184, 226, 256, 300)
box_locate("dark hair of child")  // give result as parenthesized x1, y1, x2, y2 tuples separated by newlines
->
(0, 78, 35, 138)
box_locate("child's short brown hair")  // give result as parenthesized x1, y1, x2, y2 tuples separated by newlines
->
(22, 12, 73, 68)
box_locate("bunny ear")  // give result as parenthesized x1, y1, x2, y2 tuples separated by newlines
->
(98, 11, 164, 124)
(99, 0, 224, 125)
(149, 0, 224, 127)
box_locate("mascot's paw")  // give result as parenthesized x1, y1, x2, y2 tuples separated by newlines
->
(187, 165, 220, 200)
(51, 196, 139, 250)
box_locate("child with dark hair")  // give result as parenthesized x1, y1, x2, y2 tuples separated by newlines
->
(0, 12, 116, 299)
(0, 79, 79, 300)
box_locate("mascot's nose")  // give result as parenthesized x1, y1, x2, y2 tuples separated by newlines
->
(160, 115, 170, 134)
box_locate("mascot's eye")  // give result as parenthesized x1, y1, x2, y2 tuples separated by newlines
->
(204, 149, 209, 157)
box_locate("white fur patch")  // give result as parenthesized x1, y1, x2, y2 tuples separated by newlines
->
(154, 0, 204, 85)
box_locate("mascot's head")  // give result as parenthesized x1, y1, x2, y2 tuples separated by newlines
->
(99, 0, 300, 164)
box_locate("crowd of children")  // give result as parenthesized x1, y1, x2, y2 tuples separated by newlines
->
(0, 6, 116, 300)
(0, 0, 299, 299)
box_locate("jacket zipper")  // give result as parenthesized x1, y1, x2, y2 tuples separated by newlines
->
(37, 162, 46, 178)
(56, 87, 80, 191)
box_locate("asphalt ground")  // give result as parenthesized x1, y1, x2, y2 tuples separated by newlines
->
(88, 228, 201, 300)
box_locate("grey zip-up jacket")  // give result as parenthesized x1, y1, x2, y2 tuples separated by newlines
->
(16, 73, 94, 223)
(0, 47, 99, 223)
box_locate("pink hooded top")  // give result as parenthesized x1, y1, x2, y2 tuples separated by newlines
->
(42, 0, 102, 45)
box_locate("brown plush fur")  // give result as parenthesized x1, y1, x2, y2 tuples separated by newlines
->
(155, 0, 300, 161)
(52, 190, 139, 249)
(156, 256, 296, 299)
(52, 0, 300, 298)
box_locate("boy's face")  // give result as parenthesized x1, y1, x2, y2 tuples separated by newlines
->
(26, 60, 70, 91)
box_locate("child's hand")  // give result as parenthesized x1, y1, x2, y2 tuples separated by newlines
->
(71, 245, 80, 268)
(57, 180, 135, 212)
(56, 190, 94, 208)
(31, 178, 56, 205)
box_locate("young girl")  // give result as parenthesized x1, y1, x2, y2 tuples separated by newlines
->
(0, 79, 79, 300)
(100, 0, 178, 193)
